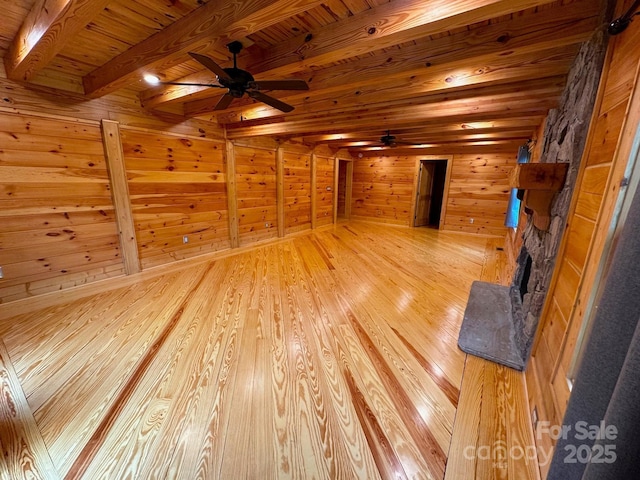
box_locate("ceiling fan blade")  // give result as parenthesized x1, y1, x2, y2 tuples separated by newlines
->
(188, 52, 232, 82)
(250, 80, 309, 91)
(213, 93, 235, 111)
(159, 81, 225, 88)
(248, 91, 294, 113)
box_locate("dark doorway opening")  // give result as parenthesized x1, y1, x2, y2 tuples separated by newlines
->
(414, 159, 447, 228)
(336, 159, 352, 221)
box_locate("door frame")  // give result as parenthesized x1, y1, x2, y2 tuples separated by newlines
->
(410, 155, 452, 229)
(414, 160, 435, 227)
(333, 156, 353, 224)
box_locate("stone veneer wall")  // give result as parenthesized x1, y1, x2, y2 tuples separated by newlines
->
(514, 28, 609, 359)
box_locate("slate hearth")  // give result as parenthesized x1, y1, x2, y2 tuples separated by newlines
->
(458, 251, 531, 371)
(458, 282, 524, 370)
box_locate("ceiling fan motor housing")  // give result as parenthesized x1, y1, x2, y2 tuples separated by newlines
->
(186, 41, 308, 112)
(381, 134, 396, 145)
(219, 67, 255, 97)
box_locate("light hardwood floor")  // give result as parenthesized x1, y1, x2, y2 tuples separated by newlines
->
(0, 222, 538, 479)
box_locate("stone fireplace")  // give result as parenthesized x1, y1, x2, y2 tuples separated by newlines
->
(457, 28, 609, 370)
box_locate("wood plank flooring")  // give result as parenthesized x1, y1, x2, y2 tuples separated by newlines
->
(0, 222, 538, 479)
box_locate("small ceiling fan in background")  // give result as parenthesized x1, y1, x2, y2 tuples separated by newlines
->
(376, 130, 423, 147)
(148, 41, 309, 113)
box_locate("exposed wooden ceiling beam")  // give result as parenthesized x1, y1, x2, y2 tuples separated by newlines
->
(82, 0, 325, 98)
(143, 0, 597, 111)
(226, 76, 566, 126)
(200, 45, 577, 122)
(300, 117, 544, 144)
(324, 129, 536, 149)
(4, 0, 110, 82)
(225, 81, 564, 138)
(351, 139, 525, 156)
(244, 0, 559, 78)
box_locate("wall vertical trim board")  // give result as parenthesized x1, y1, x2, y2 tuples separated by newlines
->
(100, 119, 141, 275)
(333, 155, 340, 224)
(311, 151, 317, 229)
(276, 146, 285, 237)
(225, 139, 240, 248)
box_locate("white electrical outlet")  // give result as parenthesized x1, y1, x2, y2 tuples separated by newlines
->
(0, 266, 3, 279)
(183, 235, 189, 244)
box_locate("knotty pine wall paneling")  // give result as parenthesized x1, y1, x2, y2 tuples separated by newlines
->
(283, 149, 312, 234)
(0, 64, 224, 140)
(443, 153, 517, 236)
(0, 113, 123, 303)
(315, 150, 335, 227)
(350, 152, 514, 232)
(120, 127, 229, 269)
(0, 66, 227, 303)
(234, 144, 278, 245)
(351, 155, 417, 225)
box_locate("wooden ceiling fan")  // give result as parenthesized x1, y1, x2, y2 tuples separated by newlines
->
(159, 41, 309, 112)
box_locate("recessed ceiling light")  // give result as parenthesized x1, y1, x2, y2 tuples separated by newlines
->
(143, 73, 161, 85)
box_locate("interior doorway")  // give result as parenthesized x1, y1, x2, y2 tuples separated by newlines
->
(335, 159, 353, 221)
(414, 159, 447, 227)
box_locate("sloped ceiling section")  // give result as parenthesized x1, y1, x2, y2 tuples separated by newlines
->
(2, 0, 605, 155)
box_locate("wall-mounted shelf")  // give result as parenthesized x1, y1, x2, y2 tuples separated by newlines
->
(509, 163, 569, 230)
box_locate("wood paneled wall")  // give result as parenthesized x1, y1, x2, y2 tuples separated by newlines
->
(0, 113, 123, 303)
(0, 70, 339, 304)
(350, 152, 515, 234)
(443, 153, 517, 236)
(283, 149, 311, 234)
(0, 57, 523, 304)
(524, 5, 640, 477)
(351, 155, 417, 224)
(234, 144, 278, 245)
(315, 150, 334, 227)
(120, 128, 229, 269)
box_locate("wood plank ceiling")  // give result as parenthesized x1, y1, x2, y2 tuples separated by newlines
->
(1, 0, 604, 155)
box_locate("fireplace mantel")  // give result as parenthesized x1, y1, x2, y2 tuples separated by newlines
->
(509, 163, 569, 230)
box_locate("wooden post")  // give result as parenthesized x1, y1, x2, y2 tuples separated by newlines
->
(310, 151, 317, 229)
(100, 120, 141, 275)
(333, 155, 340, 224)
(276, 145, 285, 237)
(225, 139, 240, 248)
